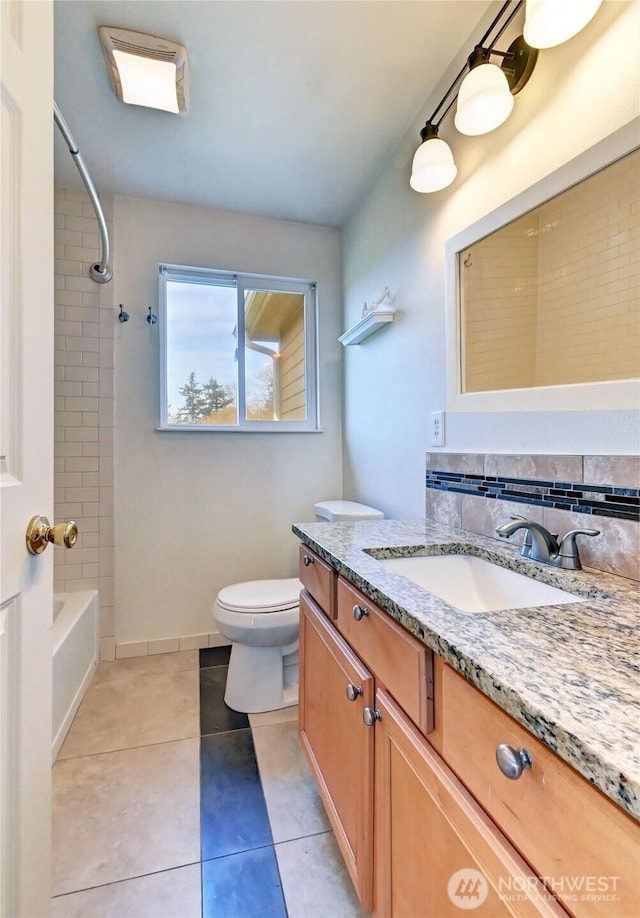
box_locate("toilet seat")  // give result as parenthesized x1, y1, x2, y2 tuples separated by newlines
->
(217, 578, 301, 614)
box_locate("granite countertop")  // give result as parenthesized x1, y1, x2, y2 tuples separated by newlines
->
(292, 518, 640, 821)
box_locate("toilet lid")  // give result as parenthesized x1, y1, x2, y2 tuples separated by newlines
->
(217, 578, 302, 613)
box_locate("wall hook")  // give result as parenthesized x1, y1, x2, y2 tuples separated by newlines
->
(147, 306, 158, 325)
(118, 304, 130, 322)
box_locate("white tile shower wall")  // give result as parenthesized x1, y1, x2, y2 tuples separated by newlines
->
(461, 218, 539, 392)
(54, 186, 115, 660)
(535, 151, 639, 385)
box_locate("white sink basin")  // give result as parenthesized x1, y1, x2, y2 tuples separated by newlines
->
(378, 554, 584, 613)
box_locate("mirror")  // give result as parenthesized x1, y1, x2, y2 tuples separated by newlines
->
(445, 121, 640, 411)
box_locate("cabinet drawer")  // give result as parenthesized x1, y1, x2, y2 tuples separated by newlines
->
(299, 546, 335, 617)
(337, 577, 433, 735)
(438, 660, 640, 918)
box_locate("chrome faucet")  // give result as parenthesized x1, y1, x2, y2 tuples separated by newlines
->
(495, 515, 600, 570)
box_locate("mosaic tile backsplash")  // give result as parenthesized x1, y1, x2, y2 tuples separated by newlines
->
(425, 454, 640, 581)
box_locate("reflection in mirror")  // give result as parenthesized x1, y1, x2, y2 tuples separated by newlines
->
(459, 149, 639, 393)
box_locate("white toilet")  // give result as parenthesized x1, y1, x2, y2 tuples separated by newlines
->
(212, 499, 384, 713)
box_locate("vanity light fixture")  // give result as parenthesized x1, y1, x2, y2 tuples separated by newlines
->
(455, 47, 511, 135)
(523, 0, 603, 49)
(410, 0, 602, 193)
(410, 1, 536, 192)
(99, 26, 189, 114)
(410, 123, 457, 193)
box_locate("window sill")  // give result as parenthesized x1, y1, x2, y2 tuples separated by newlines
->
(155, 424, 323, 434)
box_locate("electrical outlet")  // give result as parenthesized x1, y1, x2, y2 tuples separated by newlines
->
(430, 410, 445, 447)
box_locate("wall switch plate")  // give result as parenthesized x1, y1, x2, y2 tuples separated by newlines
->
(430, 410, 445, 447)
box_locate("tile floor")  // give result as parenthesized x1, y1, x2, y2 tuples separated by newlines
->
(52, 647, 366, 917)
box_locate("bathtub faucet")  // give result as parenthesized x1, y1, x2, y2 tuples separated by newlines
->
(495, 515, 600, 570)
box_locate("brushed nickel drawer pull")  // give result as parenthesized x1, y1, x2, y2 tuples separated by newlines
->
(303, 554, 315, 566)
(352, 604, 369, 621)
(363, 707, 381, 727)
(346, 683, 363, 702)
(496, 743, 532, 779)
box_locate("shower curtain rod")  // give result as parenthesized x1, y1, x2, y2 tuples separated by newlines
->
(54, 101, 112, 284)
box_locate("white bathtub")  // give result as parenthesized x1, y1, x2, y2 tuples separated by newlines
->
(52, 590, 99, 761)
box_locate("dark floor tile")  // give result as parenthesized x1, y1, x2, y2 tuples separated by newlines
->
(200, 666, 250, 735)
(202, 846, 287, 918)
(200, 646, 231, 668)
(201, 730, 273, 861)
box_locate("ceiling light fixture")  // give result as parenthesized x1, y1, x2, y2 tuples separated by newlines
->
(524, 0, 603, 49)
(410, 0, 602, 194)
(99, 26, 189, 114)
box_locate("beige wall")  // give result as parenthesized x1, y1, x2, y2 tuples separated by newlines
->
(279, 309, 305, 420)
(54, 186, 115, 659)
(112, 197, 342, 651)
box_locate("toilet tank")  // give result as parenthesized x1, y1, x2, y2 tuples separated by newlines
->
(314, 500, 384, 521)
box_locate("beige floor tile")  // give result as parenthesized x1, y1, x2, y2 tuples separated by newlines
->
(252, 721, 329, 843)
(51, 863, 202, 917)
(276, 831, 366, 918)
(91, 650, 198, 687)
(52, 738, 200, 896)
(248, 704, 299, 728)
(58, 669, 199, 759)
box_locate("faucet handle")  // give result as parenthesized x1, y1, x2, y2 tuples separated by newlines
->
(557, 528, 600, 570)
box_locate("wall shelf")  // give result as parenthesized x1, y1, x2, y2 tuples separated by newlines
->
(339, 307, 396, 346)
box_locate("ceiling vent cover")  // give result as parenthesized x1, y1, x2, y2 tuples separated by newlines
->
(99, 26, 189, 114)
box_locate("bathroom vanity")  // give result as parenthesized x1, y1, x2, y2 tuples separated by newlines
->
(294, 519, 640, 918)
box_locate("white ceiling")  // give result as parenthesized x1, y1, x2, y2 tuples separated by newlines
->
(54, 1, 491, 226)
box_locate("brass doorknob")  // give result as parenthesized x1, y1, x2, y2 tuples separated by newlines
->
(26, 516, 78, 555)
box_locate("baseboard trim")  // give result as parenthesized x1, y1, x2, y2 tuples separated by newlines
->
(110, 631, 230, 661)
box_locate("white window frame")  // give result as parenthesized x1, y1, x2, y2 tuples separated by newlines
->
(158, 263, 320, 432)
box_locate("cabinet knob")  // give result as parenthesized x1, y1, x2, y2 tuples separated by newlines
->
(352, 604, 369, 621)
(346, 683, 363, 702)
(363, 707, 381, 727)
(496, 743, 532, 780)
(303, 554, 314, 566)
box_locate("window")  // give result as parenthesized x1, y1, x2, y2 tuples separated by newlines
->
(159, 265, 319, 431)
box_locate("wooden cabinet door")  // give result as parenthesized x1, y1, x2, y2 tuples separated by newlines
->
(299, 590, 375, 910)
(374, 689, 566, 918)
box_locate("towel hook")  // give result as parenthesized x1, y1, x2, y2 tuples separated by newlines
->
(147, 306, 158, 325)
(118, 304, 129, 323)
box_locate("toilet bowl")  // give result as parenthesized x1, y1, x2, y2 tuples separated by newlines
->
(212, 500, 384, 714)
(213, 578, 301, 713)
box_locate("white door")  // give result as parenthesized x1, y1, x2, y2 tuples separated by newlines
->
(1, 2, 54, 916)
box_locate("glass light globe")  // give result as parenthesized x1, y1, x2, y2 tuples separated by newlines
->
(524, 0, 603, 49)
(454, 62, 514, 136)
(410, 137, 457, 193)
